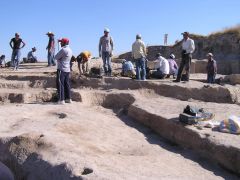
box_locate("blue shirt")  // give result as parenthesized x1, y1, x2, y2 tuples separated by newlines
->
(122, 61, 134, 72)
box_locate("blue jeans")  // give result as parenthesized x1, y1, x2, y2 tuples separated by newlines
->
(11, 49, 21, 69)
(135, 58, 146, 80)
(48, 51, 56, 66)
(56, 70, 71, 101)
(102, 51, 112, 75)
(207, 74, 216, 84)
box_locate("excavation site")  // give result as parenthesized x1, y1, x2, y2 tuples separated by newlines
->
(0, 61, 240, 180)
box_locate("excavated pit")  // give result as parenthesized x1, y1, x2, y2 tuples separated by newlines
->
(0, 63, 240, 179)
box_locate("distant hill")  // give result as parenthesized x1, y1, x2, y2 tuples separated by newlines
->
(118, 25, 240, 61)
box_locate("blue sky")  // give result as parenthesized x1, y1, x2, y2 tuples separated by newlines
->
(0, 0, 239, 61)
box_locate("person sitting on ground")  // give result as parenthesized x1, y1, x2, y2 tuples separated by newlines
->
(27, 47, 38, 63)
(206, 53, 217, 84)
(151, 53, 169, 79)
(121, 59, 136, 78)
(168, 54, 178, 78)
(0, 55, 6, 68)
(76, 51, 91, 76)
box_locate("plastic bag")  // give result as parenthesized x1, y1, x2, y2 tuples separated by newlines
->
(219, 115, 240, 135)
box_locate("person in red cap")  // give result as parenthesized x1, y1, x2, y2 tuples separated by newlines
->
(55, 38, 73, 105)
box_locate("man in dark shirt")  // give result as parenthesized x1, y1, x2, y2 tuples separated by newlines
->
(206, 53, 217, 84)
(46, 32, 56, 66)
(9, 33, 25, 70)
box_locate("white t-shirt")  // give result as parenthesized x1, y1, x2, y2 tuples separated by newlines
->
(154, 56, 169, 74)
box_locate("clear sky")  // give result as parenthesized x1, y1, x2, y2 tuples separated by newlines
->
(0, 0, 239, 61)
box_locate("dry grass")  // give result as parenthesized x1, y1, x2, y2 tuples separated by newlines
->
(209, 24, 240, 37)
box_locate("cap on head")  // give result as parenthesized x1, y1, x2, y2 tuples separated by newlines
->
(15, 33, 20, 37)
(46, 31, 54, 36)
(32, 47, 36, 51)
(104, 28, 110, 33)
(181, 32, 189, 36)
(170, 54, 175, 59)
(207, 53, 213, 57)
(136, 34, 142, 39)
(156, 53, 161, 58)
(58, 38, 69, 44)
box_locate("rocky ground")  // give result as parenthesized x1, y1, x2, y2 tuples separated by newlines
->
(0, 62, 239, 180)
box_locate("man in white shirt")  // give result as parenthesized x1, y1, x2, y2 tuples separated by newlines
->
(152, 53, 169, 79)
(132, 34, 147, 80)
(55, 38, 73, 105)
(175, 32, 195, 82)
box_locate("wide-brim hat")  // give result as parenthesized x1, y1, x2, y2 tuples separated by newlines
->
(46, 31, 54, 35)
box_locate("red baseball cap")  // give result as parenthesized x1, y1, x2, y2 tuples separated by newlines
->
(58, 38, 69, 44)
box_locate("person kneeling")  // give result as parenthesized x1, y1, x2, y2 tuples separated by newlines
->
(27, 47, 38, 63)
(121, 59, 136, 78)
(76, 51, 91, 76)
(152, 53, 169, 79)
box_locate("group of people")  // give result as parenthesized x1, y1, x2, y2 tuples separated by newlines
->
(0, 29, 218, 104)
(129, 31, 217, 84)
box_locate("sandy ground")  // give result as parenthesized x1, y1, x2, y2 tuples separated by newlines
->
(0, 102, 238, 180)
(0, 63, 239, 179)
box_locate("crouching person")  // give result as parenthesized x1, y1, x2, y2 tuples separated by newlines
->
(168, 54, 178, 78)
(121, 59, 136, 78)
(55, 38, 73, 105)
(77, 51, 91, 76)
(152, 53, 169, 79)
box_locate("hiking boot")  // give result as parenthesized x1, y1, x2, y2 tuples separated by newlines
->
(65, 99, 72, 104)
(58, 100, 65, 105)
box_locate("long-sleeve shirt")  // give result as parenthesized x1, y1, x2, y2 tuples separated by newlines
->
(168, 59, 178, 74)
(154, 56, 170, 74)
(99, 35, 114, 53)
(207, 59, 217, 75)
(182, 38, 195, 54)
(132, 39, 147, 59)
(122, 61, 134, 72)
(55, 45, 73, 72)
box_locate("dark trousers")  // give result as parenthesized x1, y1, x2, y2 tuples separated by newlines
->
(56, 70, 71, 101)
(152, 70, 167, 79)
(177, 53, 192, 81)
(207, 74, 216, 84)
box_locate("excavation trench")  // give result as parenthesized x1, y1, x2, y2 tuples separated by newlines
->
(0, 76, 240, 178)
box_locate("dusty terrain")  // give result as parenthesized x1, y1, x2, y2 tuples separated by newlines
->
(0, 62, 239, 180)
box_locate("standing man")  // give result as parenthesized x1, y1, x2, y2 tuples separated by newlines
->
(132, 34, 147, 80)
(99, 28, 114, 76)
(55, 38, 73, 105)
(46, 32, 56, 66)
(206, 53, 217, 84)
(175, 32, 195, 82)
(9, 33, 26, 70)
